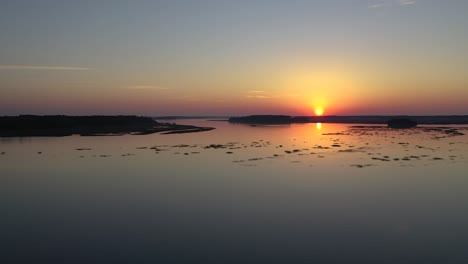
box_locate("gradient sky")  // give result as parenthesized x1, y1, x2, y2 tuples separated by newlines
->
(1, 0, 467, 116)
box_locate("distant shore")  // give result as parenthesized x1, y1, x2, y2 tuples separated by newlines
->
(0, 115, 215, 137)
(228, 115, 468, 125)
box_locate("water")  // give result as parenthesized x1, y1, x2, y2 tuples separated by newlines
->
(1, 120, 468, 263)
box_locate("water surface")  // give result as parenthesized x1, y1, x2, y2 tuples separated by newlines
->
(1, 121, 468, 263)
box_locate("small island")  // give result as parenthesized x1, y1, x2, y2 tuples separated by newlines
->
(0, 115, 214, 137)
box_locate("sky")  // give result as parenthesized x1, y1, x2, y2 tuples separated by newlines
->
(1, 0, 467, 116)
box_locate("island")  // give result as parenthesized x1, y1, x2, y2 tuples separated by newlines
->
(0, 115, 215, 137)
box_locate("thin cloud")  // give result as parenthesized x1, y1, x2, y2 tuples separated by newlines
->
(245, 90, 273, 99)
(0, 65, 90, 70)
(368, 3, 389, 8)
(368, 0, 416, 8)
(246, 95, 278, 99)
(399, 0, 416, 6)
(126, 85, 168, 90)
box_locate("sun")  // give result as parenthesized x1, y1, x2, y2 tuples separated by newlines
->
(315, 108, 324, 116)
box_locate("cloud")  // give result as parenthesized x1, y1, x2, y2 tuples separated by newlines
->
(368, 3, 389, 8)
(126, 85, 168, 90)
(399, 0, 416, 5)
(246, 95, 278, 99)
(244, 90, 277, 99)
(368, 0, 416, 8)
(0, 65, 90, 70)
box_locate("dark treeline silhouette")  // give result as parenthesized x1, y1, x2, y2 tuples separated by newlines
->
(228, 115, 468, 125)
(387, 118, 418, 129)
(229, 115, 293, 124)
(0, 115, 214, 137)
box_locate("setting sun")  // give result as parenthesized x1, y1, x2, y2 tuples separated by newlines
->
(315, 108, 324, 116)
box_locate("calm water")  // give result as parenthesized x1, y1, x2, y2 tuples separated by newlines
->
(1, 120, 468, 263)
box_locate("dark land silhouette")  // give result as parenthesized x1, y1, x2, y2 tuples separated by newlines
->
(387, 118, 418, 129)
(228, 115, 468, 125)
(0, 115, 214, 137)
